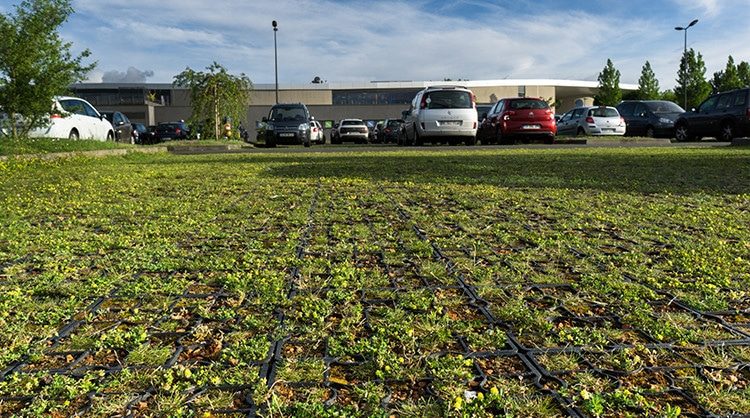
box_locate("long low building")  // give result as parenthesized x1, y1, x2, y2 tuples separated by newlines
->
(70, 79, 637, 128)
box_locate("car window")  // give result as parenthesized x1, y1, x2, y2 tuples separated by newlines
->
(716, 94, 733, 110)
(59, 99, 87, 115)
(644, 101, 684, 113)
(424, 90, 472, 109)
(699, 96, 718, 112)
(269, 106, 307, 122)
(342, 120, 364, 126)
(589, 107, 619, 117)
(636, 103, 652, 117)
(508, 99, 549, 110)
(79, 101, 99, 118)
(617, 102, 634, 117)
(113, 113, 123, 125)
(572, 108, 585, 118)
(121, 114, 130, 124)
(734, 91, 748, 107)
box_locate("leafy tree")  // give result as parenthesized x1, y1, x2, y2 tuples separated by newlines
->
(660, 89, 679, 104)
(0, 0, 95, 138)
(595, 59, 622, 106)
(674, 49, 711, 110)
(711, 55, 742, 93)
(173, 62, 253, 140)
(738, 61, 750, 87)
(636, 61, 660, 100)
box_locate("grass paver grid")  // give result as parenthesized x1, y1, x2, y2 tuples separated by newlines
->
(0, 148, 749, 417)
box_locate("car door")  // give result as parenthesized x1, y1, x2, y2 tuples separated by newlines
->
(112, 112, 125, 140)
(567, 108, 586, 134)
(690, 95, 718, 137)
(478, 102, 498, 140)
(556, 111, 574, 135)
(712, 93, 734, 137)
(80, 100, 108, 139)
(629, 103, 649, 136)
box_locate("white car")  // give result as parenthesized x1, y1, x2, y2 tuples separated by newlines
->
(310, 120, 325, 144)
(401, 85, 478, 145)
(334, 119, 369, 144)
(27, 96, 114, 141)
(557, 106, 626, 136)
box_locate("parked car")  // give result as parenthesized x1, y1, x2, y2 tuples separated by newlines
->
(377, 119, 404, 143)
(4, 96, 115, 141)
(477, 97, 556, 144)
(132, 123, 158, 144)
(261, 103, 312, 147)
(155, 121, 190, 141)
(333, 119, 369, 144)
(101, 111, 134, 143)
(616, 100, 684, 137)
(369, 121, 384, 143)
(674, 88, 750, 142)
(401, 85, 478, 146)
(556, 106, 626, 136)
(310, 120, 325, 144)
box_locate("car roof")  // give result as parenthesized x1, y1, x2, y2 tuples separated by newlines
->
(341, 118, 364, 122)
(424, 85, 469, 91)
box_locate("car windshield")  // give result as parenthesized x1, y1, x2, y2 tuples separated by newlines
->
(589, 107, 619, 117)
(342, 120, 364, 126)
(387, 120, 402, 127)
(509, 100, 549, 110)
(644, 101, 685, 114)
(269, 106, 307, 122)
(424, 91, 472, 109)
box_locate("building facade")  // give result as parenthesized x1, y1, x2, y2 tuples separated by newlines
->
(70, 79, 637, 129)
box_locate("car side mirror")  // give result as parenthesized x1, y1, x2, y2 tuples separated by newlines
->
(310, 116, 315, 121)
(118, 121, 125, 126)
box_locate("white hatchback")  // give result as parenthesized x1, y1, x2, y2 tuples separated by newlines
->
(402, 85, 478, 145)
(557, 106, 626, 136)
(28, 96, 114, 141)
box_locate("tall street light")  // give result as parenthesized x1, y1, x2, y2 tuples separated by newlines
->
(675, 19, 698, 110)
(272, 20, 279, 104)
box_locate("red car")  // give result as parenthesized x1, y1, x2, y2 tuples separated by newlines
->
(477, 97, 556, 144)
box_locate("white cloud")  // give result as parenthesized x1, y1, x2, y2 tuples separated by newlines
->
(62, 0, 750, 90)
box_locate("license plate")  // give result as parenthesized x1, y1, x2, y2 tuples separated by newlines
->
(522, 124, 540, 129)
(440, 121, 461, 126)
(602, 128, 614, 132)
(279, 133, 295, 137)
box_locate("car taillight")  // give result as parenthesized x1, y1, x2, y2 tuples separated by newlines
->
(620, 117, 626, 126)
(51, 114, 62, 119)
(175, 128, 181, 134)
(545, 109, 553, 121)
(586, 117, 595, 124)
(471, 93, 476, 109)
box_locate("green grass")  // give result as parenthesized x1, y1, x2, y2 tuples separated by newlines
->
(0, 137, 134, 156)
(0, 146, 749, 417)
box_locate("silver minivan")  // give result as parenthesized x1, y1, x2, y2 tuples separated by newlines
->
(400, 86, 478, 146)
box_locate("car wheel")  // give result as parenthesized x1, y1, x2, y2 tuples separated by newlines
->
(415, 129, 424, 146)
(575, 127, 585, 137)
(68, 129, 80, 140)
(645, 126, 655, 138)
(496, 127, 511, 145)
(107, 131, 114, 141)
(464, 136, 476, 146)
(674, 124, 690, 142)
(720, 123, 735, 142)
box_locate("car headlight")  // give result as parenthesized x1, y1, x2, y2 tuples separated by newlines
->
(298, 123, 310, 131)
(659, 118, 673, 125)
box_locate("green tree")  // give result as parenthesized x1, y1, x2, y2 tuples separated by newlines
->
(711, 55, 743, 93)
(636, 61, 660, 100)
(736, 60, 750, 88)
(0, 0, 95, 138)
(674, 49, 711, 110)
(173, 62, 252, 140)
(595, 59, 622, 106)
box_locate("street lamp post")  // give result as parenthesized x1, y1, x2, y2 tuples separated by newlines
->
(675, 19, 698, 110)
(272, 20, 279, 104)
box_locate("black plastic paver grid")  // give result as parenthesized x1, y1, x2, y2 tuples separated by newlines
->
(1, 182, 749, 417)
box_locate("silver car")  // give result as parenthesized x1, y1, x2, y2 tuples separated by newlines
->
(401, 85, 478, 146)
(557, 106, 626, 136)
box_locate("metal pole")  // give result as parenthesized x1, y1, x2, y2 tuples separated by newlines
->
(683, 28, 688, 110)
(273, 21, 278, 104)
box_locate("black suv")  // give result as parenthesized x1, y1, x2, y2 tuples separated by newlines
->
(261, 103, 312, 147)
(616, 100, 684, 138)
(155, 121, 190, 141)
(674, 88, 750, 142)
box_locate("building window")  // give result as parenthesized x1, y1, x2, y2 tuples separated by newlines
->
(332, 90, 420, 106)
(518, 86, 526, 98)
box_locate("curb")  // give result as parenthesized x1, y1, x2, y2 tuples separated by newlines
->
(0, 146, 168, 162)
(585, 137, 672, 145)
(166, 144, 253, 155)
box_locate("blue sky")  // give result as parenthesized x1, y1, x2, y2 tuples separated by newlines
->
(2, 0, 749, 88)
